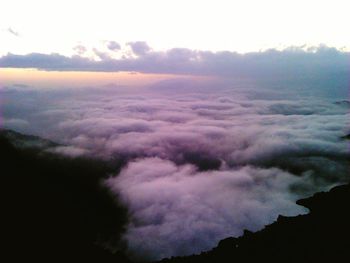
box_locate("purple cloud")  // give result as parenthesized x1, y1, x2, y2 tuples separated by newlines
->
(92, 48, 111, 60)
(1, 76, 349, 260)
(73, 45, 87, 55)
(127, 41, 151, 55)
(107, 41, 121, 51)
(105, 158, 307, 260)
(1, 44, 348, 94)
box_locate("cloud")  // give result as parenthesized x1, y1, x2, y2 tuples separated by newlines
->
(105, 158, 307, 260)
(2, 83, 348, 182)
(1, 118, 29, 131)
(1, 44, 348, 88)
(1, 72, 349, 260)
(127, 41, 151, 55)
(107, 41, 121, 51)
(7, 27, 19, 37)
(92, 48, 111, 60)
(73, 44, 87, 55)
(46, 145, 89, 157)
(0, 52, 94, 71)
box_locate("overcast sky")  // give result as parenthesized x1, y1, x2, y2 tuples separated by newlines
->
(1, 0, 349, 56)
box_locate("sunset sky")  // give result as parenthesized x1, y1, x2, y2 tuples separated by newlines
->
(1, 0, 349, 87)
(1, 0, 349, 55)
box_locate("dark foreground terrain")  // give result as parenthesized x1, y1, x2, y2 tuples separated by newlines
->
(1, 129, 349, 262)
(0, 130, 130, 262)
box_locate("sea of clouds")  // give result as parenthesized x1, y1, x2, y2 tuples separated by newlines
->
(1, 73, 349, 260)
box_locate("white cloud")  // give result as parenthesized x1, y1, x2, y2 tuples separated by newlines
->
(1, 78, 349, 259)
(106, 158, 307, 260)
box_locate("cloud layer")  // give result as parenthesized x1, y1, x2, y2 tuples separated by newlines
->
(0, 44, 349, 84)
(1, 77, 349, 260)
(106, 158, 307, 260)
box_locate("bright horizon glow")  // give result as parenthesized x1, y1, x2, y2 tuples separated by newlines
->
(1, 0, 349, 56)
(0, 68, 206, 88)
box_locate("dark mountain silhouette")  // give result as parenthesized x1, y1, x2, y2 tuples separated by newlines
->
(0, 129, 130, 262)
(0, 129, 59, 149)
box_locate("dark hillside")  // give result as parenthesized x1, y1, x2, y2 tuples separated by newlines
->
(157, 183, 350, 263)
(0, 130, 130, 262)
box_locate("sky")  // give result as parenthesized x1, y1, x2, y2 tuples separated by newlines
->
(1, 0, 350, 56)
(1, 0, 349, 88)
